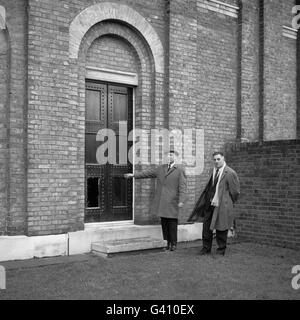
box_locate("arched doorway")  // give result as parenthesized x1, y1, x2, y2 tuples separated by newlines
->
(70, 3, 165, 226)
(84, 34, 138, 223)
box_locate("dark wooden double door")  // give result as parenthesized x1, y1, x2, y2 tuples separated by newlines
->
(85, 80, 133, 223)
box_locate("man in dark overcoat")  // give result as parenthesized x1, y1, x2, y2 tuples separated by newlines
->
(188, 152, 240, 256)
(125, 150, 187, 251)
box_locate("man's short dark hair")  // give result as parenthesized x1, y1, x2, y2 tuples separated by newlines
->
(212, 151, 224, 157)
(164, 149, 179, 156)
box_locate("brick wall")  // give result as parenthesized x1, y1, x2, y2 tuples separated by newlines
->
(195, 0, 238, 200)
(264, 0, 297, 140)
(27, 0, 166, 234)
(239, 0, 297, 142)
(0, 0, 27, 235)
(168, 0, 198, 221)
(27, 0, 75, 235)
(0, 0, 298, 236)
(226, 140, 300, 249)
(0, 27, 9, 235)
(240, 0, 260, 141)
(86, 36, 138, 73)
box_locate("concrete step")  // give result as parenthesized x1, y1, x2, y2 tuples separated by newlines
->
(91, 236, 166, 257)
(69, 223, 202, 256)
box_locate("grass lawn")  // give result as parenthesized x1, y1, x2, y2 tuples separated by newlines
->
(0, 241, 299, 300)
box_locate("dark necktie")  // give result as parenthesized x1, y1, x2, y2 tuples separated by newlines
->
(214, 169, 219, 185)
(167, 163, 172, 172)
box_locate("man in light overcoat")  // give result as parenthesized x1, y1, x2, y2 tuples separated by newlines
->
(125, 150, 187, 251)
(188, 151, 240, 256)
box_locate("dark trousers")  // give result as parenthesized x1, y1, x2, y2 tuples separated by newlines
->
(161, 217, 178, 245)
(202, 206, 228, 252)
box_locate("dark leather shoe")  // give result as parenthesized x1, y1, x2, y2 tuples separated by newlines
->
(170, 244, 177, 251)
(165, 242, 171, 250)
(199, 248, 211, 255)
(216, 248, 225, 256)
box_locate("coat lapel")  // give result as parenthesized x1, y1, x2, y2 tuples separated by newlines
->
(218, 166, 228, 183)
(165, 164, 177, 177)
(163, 164, 168, 175)
(188, 166, 228, 222)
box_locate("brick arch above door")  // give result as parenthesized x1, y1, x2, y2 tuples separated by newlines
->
(69, 2, 164, 74)
(77, 21, 155, 129)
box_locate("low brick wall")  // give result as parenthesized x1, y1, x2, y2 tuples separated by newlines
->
(226, 140, 300, 249)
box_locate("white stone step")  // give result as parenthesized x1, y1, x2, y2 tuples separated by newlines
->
(91, 236, 166, 257)
(68, 223, 202, 256)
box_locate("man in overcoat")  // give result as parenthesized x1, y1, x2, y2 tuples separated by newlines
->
(188, 152, 240, 256)
(125, 150, 187, 251)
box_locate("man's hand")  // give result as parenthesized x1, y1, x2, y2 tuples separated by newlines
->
(124, 173, 134, 179)
(178, 202, 184, 208)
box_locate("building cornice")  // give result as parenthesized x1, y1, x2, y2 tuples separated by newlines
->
(283, 26, 298, 40)
(198, 0, 239, 18)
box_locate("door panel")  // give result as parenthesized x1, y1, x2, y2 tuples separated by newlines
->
(86, 90, 102, 121)
(86, 177, 99, 208)
(85, 80, 133, 223)
(112, 176, 127, 206)
(113, 94, 127, 122)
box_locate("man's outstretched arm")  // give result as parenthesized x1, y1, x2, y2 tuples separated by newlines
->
(124, 168, 157, 179)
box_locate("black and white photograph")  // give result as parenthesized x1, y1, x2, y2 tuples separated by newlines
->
(0, 0, 299, 305)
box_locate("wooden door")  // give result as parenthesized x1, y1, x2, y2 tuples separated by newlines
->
(85, 80, 133, 223)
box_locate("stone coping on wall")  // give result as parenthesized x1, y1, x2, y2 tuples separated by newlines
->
(226, 139, 300, 152)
